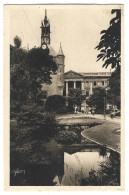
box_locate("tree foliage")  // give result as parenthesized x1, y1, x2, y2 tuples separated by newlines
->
(18, 105, 57, 137)
(96, 9, 121, 69)
(10, 45, 27, 66)
(68, 89, 86, 107)
(10, 64, 31, 114)
(107, 66, 120, 109)
(87, 87, 106, 113)
(45, 95, 66, 113)
(10, 37, 57, 112)
(26, 47, 57, 85)
(14, 35, 22, 49)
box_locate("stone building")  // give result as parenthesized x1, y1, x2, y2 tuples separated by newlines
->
(40, 10, 111, 111)
(64, 70, 111, 111)
(40, 10, 65, 99)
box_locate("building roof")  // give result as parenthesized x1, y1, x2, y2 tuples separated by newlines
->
(48, 45, 57, 57)
(80, 72, 111, 77)
(64, 70, 85, 78)
(64, 70, 111, 80)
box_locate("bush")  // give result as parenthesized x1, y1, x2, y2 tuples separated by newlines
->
(10, 104, 58, 170)
(45, 95, 66, 113)
(56, 106, 74, 114)
(55, 130, 79, 144)
(17, 105, 57, 137)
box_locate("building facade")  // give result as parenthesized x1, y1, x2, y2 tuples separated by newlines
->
(40, 11, 111, 110)
(64, 70, 111, 111)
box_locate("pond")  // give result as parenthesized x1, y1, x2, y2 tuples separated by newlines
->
(10, 136, 120, 186)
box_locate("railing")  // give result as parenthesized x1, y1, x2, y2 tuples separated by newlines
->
(83, 72, 111, 76)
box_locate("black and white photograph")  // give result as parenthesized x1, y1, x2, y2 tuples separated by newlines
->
(4, 4, 124, 190)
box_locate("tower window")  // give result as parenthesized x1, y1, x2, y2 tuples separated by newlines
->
(102, 81, 104, 86)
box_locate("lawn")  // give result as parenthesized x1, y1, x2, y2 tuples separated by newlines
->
(58, 117, 103, 125)
(81, 121, 120, 153)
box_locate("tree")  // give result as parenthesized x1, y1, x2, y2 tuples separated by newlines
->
(107, 66, 120, 109)
(45, 95, 66, 113)
(10, 37, 57, 113)
(26, 47, 57, 102)
(68, 89, 86, 111)
(87, 87, 106, 114)
(10, 64, 30, 115)
(96, 9, 121, 69)
(10, 45, 27, 66)
(14, 35, 22, 49)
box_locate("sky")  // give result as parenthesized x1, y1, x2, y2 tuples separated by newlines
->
(10, 5, 121, 73)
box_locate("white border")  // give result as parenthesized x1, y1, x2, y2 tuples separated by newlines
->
(1, 0, 129, 194)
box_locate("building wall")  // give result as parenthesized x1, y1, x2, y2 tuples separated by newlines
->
(64, 71, 111, 112)
(41, 56, 65, 99)
(41, 73, 58, 97)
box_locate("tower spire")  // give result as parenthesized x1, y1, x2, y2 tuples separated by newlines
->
(45, 9, 47, 18)
(58, 43, 64, 56)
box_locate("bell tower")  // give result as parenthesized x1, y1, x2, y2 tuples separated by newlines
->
(40, 9, 50, 46)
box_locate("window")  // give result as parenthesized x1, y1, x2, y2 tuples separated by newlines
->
(93, 81, 96, 86)
(86, 91, 89, 97)
(42, 90, 47, 99)
(102, 81, 104, 86)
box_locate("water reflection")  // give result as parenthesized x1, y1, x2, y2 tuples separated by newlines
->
(10, 138, 120, 186)
(53, 150, 110, 186)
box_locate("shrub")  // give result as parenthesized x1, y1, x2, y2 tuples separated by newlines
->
(56, 106, 74, 114)
(55, 130, 79, 144)
(45, 95, 66, 113)
(17, 105, 57, 138)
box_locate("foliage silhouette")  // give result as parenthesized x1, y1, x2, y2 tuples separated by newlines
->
(107, 66, 121, 109)
(14, 35, 22, 49)
(68, 88, 86, 110)
(96, 9, 121, 69)
(45, 95, 66, 113)
(87, 87, 107, 114)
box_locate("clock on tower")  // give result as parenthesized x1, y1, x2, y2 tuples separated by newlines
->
(42, 43, 47, 50)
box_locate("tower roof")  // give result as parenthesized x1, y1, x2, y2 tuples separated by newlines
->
(58, 43, 64, 56)
(43, 9, 50, 27)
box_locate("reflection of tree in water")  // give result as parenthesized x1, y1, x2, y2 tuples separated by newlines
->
(81, 150, 120, 186)
(10, 138, 64, 186)
(99, 146, 108, 158)
(11, 134, 120, 186)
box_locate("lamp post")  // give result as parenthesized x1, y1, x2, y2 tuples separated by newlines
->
(104, 96, 106, 120)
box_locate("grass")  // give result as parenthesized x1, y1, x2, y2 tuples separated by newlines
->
(81, 121, 120, 153)
(58, 117, 103, 125)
